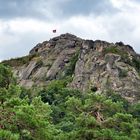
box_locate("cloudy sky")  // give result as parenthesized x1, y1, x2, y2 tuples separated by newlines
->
(0, 0, 140, 61)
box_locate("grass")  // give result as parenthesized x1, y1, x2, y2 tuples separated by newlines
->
(2, 54, 39, 67)
(103, 46, 129, 60)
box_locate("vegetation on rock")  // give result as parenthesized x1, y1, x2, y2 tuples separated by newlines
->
(64, 50, 79, 77)
(2, 54, 39, 67)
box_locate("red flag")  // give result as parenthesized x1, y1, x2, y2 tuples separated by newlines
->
(53, 29, 56, 33)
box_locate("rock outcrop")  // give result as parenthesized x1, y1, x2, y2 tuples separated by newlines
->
(4, 33, 140, 102)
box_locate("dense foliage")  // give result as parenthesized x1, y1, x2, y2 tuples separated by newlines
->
(0, 64, 140, 140)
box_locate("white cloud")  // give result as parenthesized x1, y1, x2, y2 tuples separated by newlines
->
(0, 18, 56, 34)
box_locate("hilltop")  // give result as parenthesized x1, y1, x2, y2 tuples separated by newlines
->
(3, 33, 140, 103)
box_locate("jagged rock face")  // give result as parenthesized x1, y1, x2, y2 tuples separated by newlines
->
(70, 40, 140, 102)
(11, 33, 140, 102)
(13, 33, 82, 87)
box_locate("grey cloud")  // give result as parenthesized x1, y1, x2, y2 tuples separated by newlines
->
(0, 0, 48, 19)
(0, 0, 119, 20)
(59, 0, 119, 17)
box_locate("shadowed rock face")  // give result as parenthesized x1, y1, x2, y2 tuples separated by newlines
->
(7, 33, 140, 102)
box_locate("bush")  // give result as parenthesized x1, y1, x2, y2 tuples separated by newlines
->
(0, 130, 19, 140)
(103, 46, 120, 54)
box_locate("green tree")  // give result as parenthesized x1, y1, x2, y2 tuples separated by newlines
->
(0, 64, 15, 88)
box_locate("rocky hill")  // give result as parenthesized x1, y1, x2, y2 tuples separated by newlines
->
(3, 33, 140, 102)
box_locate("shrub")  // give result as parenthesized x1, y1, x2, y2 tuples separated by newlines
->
(131, 57, 140, 73)
(119, 69, 128, 78)
(64, 50, 79, 76)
